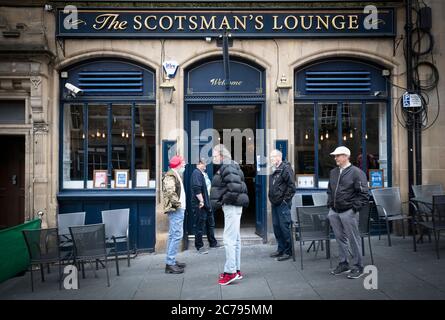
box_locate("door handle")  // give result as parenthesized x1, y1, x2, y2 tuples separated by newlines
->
(11, 175, 17, 185)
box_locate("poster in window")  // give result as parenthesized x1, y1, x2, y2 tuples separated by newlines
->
(136, 169, 149, 188)
(114, 169, 129, 188)
(93, 170, 108, 188)
(369, 169, 384, 188)
(296, 174, 315, 188)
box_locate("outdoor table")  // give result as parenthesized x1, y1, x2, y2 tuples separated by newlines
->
(410, 194, 445, 243)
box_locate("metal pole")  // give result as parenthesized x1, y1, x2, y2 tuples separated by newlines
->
(406, 0, 415, 198)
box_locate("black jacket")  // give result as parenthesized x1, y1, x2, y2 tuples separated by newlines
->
(190, 168, 211, 211)
(210, 161, 249, 210)
(268, 161, 296, 206)
(327, 165, 369, 213)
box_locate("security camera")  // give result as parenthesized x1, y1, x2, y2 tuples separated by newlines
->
(205, 37, 212, 43)
(44, 4, 53, 12)
(374, 91, 381, 96)
(65, 83, 83, 97)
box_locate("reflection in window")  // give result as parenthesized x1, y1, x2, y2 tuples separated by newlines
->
(111, 104, 132, 188)
(135, 104, 156, 183)
(294, 103, 315, 175)
(366, 102, 387, 186)
(318, 103, 339, 184)
(87, 104, 108, 187)
(341, 103, 362, 170)
(63, 103, 84, 189)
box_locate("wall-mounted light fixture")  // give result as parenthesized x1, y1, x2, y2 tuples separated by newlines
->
(160, 77, 175, 104)
(275, 74, 292, 104)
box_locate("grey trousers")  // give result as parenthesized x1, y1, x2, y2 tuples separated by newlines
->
(327, 208, 363, 267)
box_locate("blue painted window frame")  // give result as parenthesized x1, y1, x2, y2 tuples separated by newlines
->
(294, 59, 392, 190)
(59, 59, 156, 192)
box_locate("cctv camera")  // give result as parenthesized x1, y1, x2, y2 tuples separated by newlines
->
(205, 37, 212, 43)
(65, 83, 83, 96)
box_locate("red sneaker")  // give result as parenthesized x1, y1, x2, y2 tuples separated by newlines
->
(218, 272, 239, 286)
(219, 271, 243, 280)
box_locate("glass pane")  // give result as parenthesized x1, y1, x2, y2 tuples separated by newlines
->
(111, 104, 132, 188)
(87, 104, 108, 188)
(294, 103, 315, 177)
(318, 102, 339, 186)
(135, 104, 156, 187)
(63, 103, 84, 189)
(366, 102, 388, 186)
(341, 103, 363, 169)
(0, 100, 25, 124)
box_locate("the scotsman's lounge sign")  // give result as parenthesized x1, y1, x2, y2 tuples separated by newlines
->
(57, 9, 395, 38)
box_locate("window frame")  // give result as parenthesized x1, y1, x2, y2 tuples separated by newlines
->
(294, 59, 392, 189)
(59, 60, 156, 192)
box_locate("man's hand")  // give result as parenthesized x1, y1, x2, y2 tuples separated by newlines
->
(199, 201, 204, 209)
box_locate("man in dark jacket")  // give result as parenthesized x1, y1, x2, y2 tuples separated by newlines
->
(327, 146, 369, 279)
(211, 144, 249, 286)
(191, 159, 219, 254)
(268, 149, 296, 261)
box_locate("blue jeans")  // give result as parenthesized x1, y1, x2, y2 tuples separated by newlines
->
(166, 208, 185, 266)
(272, 201, 292, 255)
(222, 205, 242, 274)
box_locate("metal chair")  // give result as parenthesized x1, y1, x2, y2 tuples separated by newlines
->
(312, 192, 328, 206)
(69, 223, 111, 287)
(293, 205, 331, 270)
(22, 228, 66, 291)
(290, 194, 303, 262)
(415, 195, 445, 259)
(412, 184, 444, 199)
(358, 202, 374, 265)
(57, 212, 86, 246)
(101, 208, 130, 275)
(371, 187, 416, 250)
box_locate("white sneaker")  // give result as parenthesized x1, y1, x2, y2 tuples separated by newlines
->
(197, 247, 209, 254)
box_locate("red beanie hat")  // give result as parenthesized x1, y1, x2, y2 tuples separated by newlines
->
(169, 155, 183, 169)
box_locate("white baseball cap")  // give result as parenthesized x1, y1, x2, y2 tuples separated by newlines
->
(330, 146, 351, 156)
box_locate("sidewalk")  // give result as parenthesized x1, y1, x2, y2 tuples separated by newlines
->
(1, 235, 445, 300)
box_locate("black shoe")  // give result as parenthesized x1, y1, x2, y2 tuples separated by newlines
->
(347, 265, 364, 279)
(176, 261, 186, 268)
(331, 262, 351, 275)
(270, 251, 283, 258)
(165, 264, 184, 274)
(276, 254, 291, 261)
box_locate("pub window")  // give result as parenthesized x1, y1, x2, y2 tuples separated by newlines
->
(294, 59, 390, 188)
(61, 60, 156, 190)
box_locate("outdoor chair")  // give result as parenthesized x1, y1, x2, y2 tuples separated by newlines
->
(69, 223, 111, 287)
(371, 187, 416, 250)
(414, 195, 445, 259)
(101, 208, 130, 276)
(358, 202, 374, 265)
(57, 212, 86, 247)
(22, 228, 68, 292)
(312, 192, 328, 207)
(292, 205, 331, 270)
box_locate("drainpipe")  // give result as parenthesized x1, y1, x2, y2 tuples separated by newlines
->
(406, 0, 415, 198)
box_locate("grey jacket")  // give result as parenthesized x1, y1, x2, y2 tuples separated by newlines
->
(327, 165, 369, 213)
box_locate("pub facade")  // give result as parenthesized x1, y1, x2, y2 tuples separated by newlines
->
(0, 0, 443, 251)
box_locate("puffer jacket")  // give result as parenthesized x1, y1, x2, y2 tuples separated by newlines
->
(327, 165, 369, 213)
(268, 161, 296, 206)
(162, 170, 182, 213)
(210, 161, 249, 211)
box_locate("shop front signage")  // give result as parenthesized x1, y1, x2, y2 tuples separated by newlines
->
(58, 9, 395, 38)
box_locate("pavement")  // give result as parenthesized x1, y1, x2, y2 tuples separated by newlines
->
(1, 235, 445, 300)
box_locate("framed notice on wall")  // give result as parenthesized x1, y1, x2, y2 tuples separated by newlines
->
(93, 170, 108, 188)
(369, 169, 384, 188)
(114, 169, 129, 188)
(296, 174, 315, 188)
(136, 169, 150, 188)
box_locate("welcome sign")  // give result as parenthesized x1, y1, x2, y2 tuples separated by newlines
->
(57, 9, 395, 38)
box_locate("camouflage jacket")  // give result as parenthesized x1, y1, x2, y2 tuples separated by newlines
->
(162, 170, 182, 213)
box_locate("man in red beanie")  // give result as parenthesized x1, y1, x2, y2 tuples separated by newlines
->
(162, 155, 187, 274)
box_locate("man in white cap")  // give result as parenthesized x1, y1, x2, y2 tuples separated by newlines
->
(327, 146, 369, 279)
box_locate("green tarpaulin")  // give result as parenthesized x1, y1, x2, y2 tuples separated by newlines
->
(0, 219, 41, 284)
